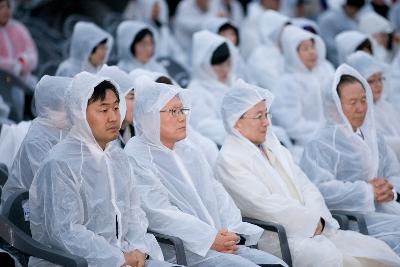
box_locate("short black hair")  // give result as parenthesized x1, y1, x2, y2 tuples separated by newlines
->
(155, 76, 173, 85)
(345, 0, 365, 9)
(355, 38, 373, 54)
(130, 29, 153, 56)
(218, 22, 240, 45)
(211, 42, 230, 65)
(336, 74, 363, 98)
(91, 38, 107, 55)
(88, 80, 120, 104)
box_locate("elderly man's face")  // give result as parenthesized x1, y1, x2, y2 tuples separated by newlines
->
(338, 82, 368, 132)
(160, 96, 187, 149)
(234, 101, 269, 145)
(86, 89, 121, 150)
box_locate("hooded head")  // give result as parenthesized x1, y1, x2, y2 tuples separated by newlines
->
(322, 64, 379, 176)
(133, 76, 189, 149)
(117, 21, 155, 64)
(98, 65, 135, 127)
(136, 0, 169, 25)
(34, 75, 72, 128)
(359, 12, 392, 36)
(281, 25, 325, 73)
(191, 30, 236, 85)
(335, 30, 372, 64)
(258, 10, 290, 45)
(346, 51, 385, 103)
(221, 79, 273, 145)
(69, 22, 113, 68)
(66, 72, 126, 150)
(202, 17, 239, 46)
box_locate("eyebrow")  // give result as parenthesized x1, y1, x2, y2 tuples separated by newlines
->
(99, 100, 119, 106)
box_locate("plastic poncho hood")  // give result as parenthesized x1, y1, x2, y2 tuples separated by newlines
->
(69, 22, 113, 68)
(66, 72, 126, 150)
(346, 51, 384, 80)
(221, 79, 274, 135)
(281, 25, 326, 73)
(98, 65, 135, 98)
(258, 10, 290, 44)
(335, 30, 371, 64)
(323, 64, 379, 177)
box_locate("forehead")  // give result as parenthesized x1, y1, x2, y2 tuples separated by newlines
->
(163, 96, 182, 108)
(368, 72, 382, 79)
(340, 82, 365, 98)
(92, 89, 119, 106)
(298, 38, 314, 48)
(247, 100, 266, 113)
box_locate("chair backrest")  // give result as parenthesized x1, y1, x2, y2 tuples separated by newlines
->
(2, 190, 30, 236)
(157, 57, 191, 88)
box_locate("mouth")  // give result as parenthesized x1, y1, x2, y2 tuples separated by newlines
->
(107, 126, 119, 132)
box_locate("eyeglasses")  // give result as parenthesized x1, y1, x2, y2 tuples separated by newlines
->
(240, 111, 271, 120)
(160, 107, 190, 118)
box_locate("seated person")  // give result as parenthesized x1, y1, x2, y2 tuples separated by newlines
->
(29, 72, 177, 267)
(56, 22, 113, 77)
(215, 78, 400, 267)
(117, 21, 166, 74)
(300, 64, 400, 255)
(124, 77, 287, 267)
(1, 75, 71, 205)
(98, 65, 135, 147)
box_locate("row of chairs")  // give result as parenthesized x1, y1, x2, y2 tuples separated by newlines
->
(0, 162, 370, 267)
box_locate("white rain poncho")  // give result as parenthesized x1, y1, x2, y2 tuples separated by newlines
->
(124, 78, 285, 267)
(246, 10, 289, 92)
(116, 20, 167, 74)
(55, 22, 113, 77)
(209, 0, 244, 26)
(129, 68, 219, 167)
(359, 12, 393, 63)
(271, 25, 334, 146)
(188, 30, 236, 145)
(390, 52, 400, 112)
(347, 51, 400, 161)
(335, 30, 371, 65)
(202, 17, 252, 82)
(134, 0, 188, 67)
(1, 75, 71, 205)
(215, 79, 400, 267)
(300, 64, 400, 254)
(318, 8, 359, 65)
(28, 72, 164, 267)
(173, 0, 215, 58)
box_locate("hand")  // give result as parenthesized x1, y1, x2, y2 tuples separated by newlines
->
(121, 249, 146, 267)
(314, 221, 323, 236)
(211, 229, 239, 254)
(369, 178, 394, 203)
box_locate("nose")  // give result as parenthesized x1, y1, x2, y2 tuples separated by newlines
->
(109, 109, 119, 122)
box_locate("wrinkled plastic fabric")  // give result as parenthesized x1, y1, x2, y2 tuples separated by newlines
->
(98, 65, 134, 98)
(335, 30, 370, 65)
(0, 19, 38, 77)
(124, 78, 264, 266)
(271, 25, 334, 146)
(56, 22, 113, 77)
(300, 64, 400, 213)
(116, 20, 166, 74)
(188, 30, 236, 145)
(28, 72, 163, 267)
(217, 79, 400, 266)
(1, 76, 72, 205)
(246, 10, 289, 92)
(347, 51, 400, 160)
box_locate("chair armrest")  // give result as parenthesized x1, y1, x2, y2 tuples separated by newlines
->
(148, 230, 187, 266)
(330, 210, 368, 235)
(331, 214, 349, 230)
(243, 217, 292, 267)
(0, 215, 87, 267)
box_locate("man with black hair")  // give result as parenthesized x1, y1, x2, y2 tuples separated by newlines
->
(318, 0, 365, 65)
(28, 72, 178, 267)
